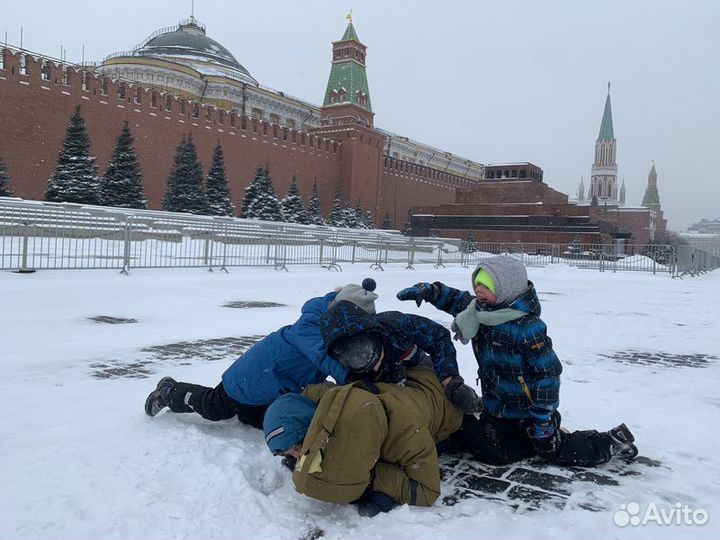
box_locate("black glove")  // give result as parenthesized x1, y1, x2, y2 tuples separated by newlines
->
(444, 375, 480, 414)
(356, 489, 395, 517)
(396, 282, 437, 307)
(281, 455, 297, 471)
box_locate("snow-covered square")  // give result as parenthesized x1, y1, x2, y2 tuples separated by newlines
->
(2, 263, 719, 539)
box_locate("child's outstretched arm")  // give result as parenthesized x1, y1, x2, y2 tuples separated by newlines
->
(396, 282, 473, 317)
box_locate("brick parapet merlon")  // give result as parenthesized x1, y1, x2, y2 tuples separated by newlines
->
(383, 156, 476, 191)
(0, 46, 341, 156)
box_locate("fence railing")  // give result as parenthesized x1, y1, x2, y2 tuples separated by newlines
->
(1, 198, 718, 277)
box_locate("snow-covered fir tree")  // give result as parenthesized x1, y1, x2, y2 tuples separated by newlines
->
(341, 201, 360, 229)
(354, 201, 369, 229)
(328, 191, 345, 227)
(354, 201, 374, 229)
(205, 142, 235, 216)
(280, 176, 309, 224)
(381, 213, 392, 230)
(45, 106, 101, 204)
(240, 167, 263, 218)
(162, 136, 208, 214)
(245, 167, 282, 221)
(100, 122, 147, 209)
(0, 151, 12, 197)
(365, 210, 374, 229)
(402, 209, 414, 236)
(306, 178, 325, 225)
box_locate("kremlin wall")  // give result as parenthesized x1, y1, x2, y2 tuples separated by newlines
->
(0, 17, 665, 244)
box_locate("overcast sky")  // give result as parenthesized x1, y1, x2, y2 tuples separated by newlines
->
(4, 0, 718, 230)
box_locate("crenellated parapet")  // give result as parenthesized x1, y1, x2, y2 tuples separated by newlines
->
(383, 156, 474, 191)
(0, 46, 339, 156)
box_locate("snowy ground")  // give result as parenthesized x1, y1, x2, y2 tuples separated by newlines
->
(2, 263, 719, 539)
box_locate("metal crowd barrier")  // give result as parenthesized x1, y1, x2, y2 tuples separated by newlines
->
(1, 198, 717, 277)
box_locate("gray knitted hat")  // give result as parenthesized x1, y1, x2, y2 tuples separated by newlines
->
(329, 283, 378, 314)
(471, 256, 529, 305)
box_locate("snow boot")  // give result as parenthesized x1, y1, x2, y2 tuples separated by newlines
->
(608, 423, 638, 460)
(144, 376, 177, 417)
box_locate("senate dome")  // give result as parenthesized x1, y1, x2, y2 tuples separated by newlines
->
(132, 18, 256, 84)
(100, 17, 257, 86)
(95, 16, 324, 130)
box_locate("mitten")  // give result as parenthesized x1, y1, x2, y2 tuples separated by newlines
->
(356, 489, 395, 517)
(396, 282, 437, 307)
(444, 375, 480, 414)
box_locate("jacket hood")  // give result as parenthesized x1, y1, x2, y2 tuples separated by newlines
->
(300, 291, 336, 317)
(471, 256, 529, 305)
(320, 300, 385, 353)
(263, 393, 317, 454)
(505, 281, 542, 317)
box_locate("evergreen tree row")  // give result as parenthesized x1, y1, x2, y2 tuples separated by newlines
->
(240, 169, 375, 229)
(44, 106, 234, 216)
(40, 106, 377, 228)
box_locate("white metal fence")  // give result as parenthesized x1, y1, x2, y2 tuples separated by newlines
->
(1, 198, 718, 277)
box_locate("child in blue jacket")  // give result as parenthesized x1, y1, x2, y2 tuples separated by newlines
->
(144, 281, 378, 428)
(397, 256, 638, 466)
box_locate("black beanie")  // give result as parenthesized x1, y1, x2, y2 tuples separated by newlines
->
(330, 332, 384, 373)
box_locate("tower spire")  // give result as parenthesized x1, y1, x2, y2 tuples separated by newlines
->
(589, 84, 618, 204)
(598, 85, 614, 140)
(642, 161, 661, 211)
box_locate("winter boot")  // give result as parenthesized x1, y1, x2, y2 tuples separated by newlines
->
(609, 423, 638, 460)
(144, 376, 177, 417)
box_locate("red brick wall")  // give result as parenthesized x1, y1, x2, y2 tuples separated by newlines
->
(589, 207, 655, 244)
(0, 50, 343, 215)
(0, 49, 465, 227)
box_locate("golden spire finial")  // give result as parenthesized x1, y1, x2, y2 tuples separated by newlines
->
(346, 10, 353, 24)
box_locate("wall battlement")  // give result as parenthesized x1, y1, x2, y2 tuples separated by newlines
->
(0, 47, 341, 156)
(0, 45, 460, 227)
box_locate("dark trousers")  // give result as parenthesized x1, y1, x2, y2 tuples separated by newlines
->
(449, 410, 613, 467)
(167, 381, 268, 430)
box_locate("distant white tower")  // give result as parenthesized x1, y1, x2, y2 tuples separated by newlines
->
(577, 177, 585, 202)
(589, 83, 618, 204)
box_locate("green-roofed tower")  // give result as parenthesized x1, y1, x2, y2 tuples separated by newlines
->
(320, 15, 374, 126)
(589, 83, 619, 205)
